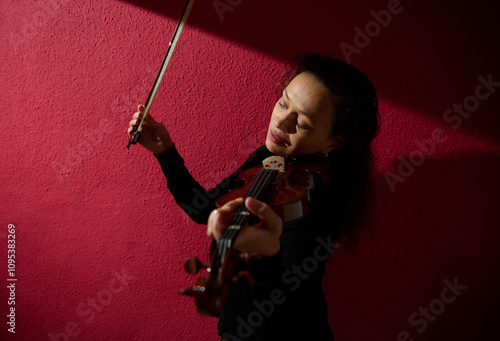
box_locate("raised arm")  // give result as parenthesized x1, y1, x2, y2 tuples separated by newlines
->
(127, 105, 271, 224)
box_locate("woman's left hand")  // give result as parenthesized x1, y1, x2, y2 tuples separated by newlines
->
(207, 197, 283, 258)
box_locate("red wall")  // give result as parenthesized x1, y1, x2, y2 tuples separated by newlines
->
(1, 0, 499, 340)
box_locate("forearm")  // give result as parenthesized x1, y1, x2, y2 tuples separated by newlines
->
(155, 144, 218, 224)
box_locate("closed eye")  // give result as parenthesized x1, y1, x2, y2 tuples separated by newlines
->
(278, 98, 310, 130)
(297, 122, 308, 130)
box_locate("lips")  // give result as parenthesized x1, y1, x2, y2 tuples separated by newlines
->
(268, 129, 288, 146)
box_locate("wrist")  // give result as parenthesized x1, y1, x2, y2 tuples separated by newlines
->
(154, 141, 173, 155)
(153, 143, 175, 159)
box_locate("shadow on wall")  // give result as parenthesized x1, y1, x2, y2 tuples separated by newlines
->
(325, 154, 500, 340)
(115, 0, 500, 339)
(119, 0, 500, 142)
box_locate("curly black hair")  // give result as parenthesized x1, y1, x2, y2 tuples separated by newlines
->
(277, 53, 380, 248)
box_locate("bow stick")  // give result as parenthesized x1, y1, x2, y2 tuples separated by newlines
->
(127, 0, 195, 148)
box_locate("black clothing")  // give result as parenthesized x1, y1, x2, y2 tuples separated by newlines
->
(155, 144, 338, 341)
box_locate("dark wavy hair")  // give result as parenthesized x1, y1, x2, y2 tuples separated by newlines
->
(277, 53, 380, 248)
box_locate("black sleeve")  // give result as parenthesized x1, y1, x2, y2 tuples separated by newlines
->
(219, 216, 337, 340)
(247, 216, 330, 290)
(154, 144, 270, 224)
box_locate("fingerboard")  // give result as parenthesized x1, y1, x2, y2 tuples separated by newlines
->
(213, 168, 279, 279)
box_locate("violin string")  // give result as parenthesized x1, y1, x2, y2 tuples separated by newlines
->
(213, 162, 326, 281)
(214, 169, 278, 279)
(218, 170, 268, 251)
(222, 169, 276, 244)
(216, 168, 278, 273)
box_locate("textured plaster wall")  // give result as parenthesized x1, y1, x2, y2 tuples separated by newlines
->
(1, 0, 499, 340)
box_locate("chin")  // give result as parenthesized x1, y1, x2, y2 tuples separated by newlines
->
(266, 139, 288, 155)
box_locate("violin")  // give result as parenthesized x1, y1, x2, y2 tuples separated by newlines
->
(179, 155, 328, 316)
(123, 0, 328, 318)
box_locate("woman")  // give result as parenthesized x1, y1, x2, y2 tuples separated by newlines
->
(128, 53, 379, 340)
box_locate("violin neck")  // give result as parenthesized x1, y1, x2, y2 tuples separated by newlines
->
(221, 168, 278, 243)
(212, 156, 285, 280)
(211, 168, 277, 277)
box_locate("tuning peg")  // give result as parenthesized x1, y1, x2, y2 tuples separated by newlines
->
(184, 257, 209, 274)
(179, 285, 207, 296)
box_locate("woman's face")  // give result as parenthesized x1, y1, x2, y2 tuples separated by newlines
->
(266, 71, 343, 156)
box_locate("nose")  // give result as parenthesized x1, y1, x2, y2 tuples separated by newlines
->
(275, 110, 297, 134)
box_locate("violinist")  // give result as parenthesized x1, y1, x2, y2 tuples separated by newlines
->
(127, 53, 379, 340)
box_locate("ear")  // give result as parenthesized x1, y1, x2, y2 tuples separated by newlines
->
(321, 135, 344, 154)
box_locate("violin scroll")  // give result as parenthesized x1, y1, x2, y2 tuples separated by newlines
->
(180, 245, 251, 316)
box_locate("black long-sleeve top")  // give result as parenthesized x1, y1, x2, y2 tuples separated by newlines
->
(155, 144, 339, 341)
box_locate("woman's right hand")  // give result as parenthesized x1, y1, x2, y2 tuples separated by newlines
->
(127, 104, 173, 154)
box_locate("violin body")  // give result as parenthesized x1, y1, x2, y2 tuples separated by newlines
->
(180, 155, 329, 316)
(216, 161, 328, 223)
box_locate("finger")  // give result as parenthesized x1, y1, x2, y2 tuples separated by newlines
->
(137, 104, 144, 112)
(127, 118, 138, 134)
(132, 111, 152, 128)
(207, 198, 244, 240)
(207, 209, 217, 239)
(217, 198, 244, 228)
(207, 209, 226, 240)
(245, 197, 281, 231)
(133, 109, 148, 121)
(219, 197, 244, 212)
(132, 106, 154, 125)
(127, 120, 138, 134)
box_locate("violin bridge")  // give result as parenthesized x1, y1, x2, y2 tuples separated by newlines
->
(262, 155, 285, 172)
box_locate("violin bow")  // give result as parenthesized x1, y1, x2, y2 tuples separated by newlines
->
(127, 0, 195, 148)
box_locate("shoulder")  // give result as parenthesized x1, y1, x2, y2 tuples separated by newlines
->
(239, 145, 274, 170)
